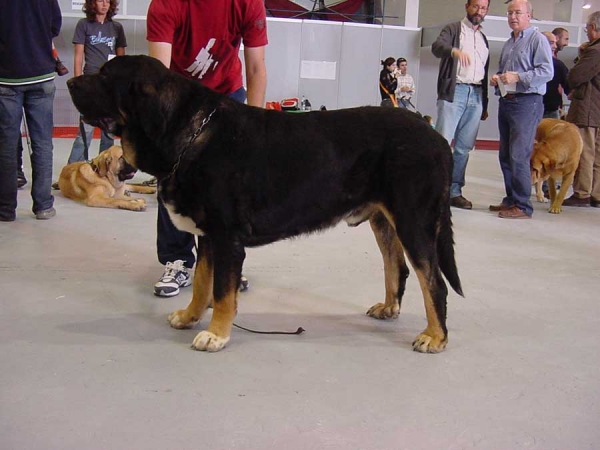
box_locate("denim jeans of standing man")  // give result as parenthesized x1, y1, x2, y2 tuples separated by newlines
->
(156, 86, 248, 268)
(498, 94, 544, 216)
(0, 81, 55, 221)
(435, 84, 483, 199)
(67, 120, 114, 164)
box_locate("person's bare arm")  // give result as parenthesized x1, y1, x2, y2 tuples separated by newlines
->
(244, 45, 267, 107)
(116, 46, 126, 56)
(148, 41, 172, 68)
(73, 44, 84, 77)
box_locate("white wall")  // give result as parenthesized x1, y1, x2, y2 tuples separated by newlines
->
(53, 0, 593, 143)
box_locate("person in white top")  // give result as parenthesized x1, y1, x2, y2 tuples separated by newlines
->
(431, 0, 490, 210)
(394, 57, 416, 110)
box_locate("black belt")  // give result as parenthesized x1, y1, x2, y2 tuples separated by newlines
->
(459, 83, 482, 87)
(503, 93, 540, 99)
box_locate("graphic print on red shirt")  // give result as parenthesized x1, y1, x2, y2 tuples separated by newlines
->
(147, 0, 268, 95)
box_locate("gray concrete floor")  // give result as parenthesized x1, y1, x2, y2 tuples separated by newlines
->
(1, 139, 599, 450)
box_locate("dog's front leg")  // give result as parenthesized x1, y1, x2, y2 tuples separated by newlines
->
(549, 175, 570, 214)
(191, 237, 244, 352)
(168, 237, 213, 329)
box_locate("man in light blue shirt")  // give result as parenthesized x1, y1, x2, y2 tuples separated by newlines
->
(489, 0, 553, 219)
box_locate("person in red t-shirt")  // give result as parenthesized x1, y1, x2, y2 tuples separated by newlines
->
(147, 0, 268, 297)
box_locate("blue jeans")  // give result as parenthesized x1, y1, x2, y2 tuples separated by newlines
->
(67, 120, 114, 163)
(157, 87, 248, 267)
(498, 94, 544, 216)
(0, 81, 55, 219)
(435, 84, 483, 198)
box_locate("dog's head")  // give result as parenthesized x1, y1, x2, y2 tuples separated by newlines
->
(67, 56, 175, 139)
(67, 55, 221, 177)
(91, 145, 137, 187)
(531, 140, 566, 184)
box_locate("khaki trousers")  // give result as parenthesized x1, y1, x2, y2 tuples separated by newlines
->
(574, 126, 600, 201)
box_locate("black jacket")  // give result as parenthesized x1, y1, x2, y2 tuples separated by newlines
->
(543, 57, 570, 113)
(379, 68, 397, 102)
(431, 20, 489, 119)
(0, 0, 62, 83)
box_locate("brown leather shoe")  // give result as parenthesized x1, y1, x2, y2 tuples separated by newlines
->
(562, 194, 590, 207)
(489, 202, 511, 212)
(591, 199, 600, 208)
(450, 195, 472, 210)
(498, 206, 531, 219)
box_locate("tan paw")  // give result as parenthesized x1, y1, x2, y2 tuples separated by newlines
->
(168, 309, 199, 329)
(548, 205, 562, 214)
(132, 198, 147, 210)
(536, 195, 548, 203)
(412, 332, 447, 353)
(366, 302, 399, 320)
(191, 331, 230, 352)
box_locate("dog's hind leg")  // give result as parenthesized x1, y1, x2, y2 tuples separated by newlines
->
(190, 238, 244, 352)
(366, 211, 409, 320)
(535, 180, 548, 203)
(395, 220, 449, 353)
(411, 265, 448, 353)
(168, 237, 214, 330)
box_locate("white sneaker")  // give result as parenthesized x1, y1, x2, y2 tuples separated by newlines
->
(154, 260, 191, 297)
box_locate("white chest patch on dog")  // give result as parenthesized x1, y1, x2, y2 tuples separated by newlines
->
(164, 201, 205, 236)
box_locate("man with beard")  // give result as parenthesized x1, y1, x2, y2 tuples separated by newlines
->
(542, 31, 570, 120)
(432, 0, 490, 210)
(552, 27, 569, 58)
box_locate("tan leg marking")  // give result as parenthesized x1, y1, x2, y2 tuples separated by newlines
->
(411, 268, 447, 353)
(191, 283, 237, 352)
(366, 212, 403, 320)
(168, 257, 213, 329)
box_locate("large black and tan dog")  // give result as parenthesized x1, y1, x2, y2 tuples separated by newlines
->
(67, 55, 462, 353)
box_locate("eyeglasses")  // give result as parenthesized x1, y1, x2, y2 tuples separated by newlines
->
(469, 5, 488, 12)
(506, 11, 527, 17)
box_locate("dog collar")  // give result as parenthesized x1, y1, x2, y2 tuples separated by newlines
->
(163, 108, 216, 180)
(89, 159, 99, 173)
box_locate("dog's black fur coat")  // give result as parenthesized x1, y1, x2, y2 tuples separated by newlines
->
(68, 55, 462, 353)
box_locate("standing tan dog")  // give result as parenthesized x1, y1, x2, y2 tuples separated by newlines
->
(531, 118, 583, 214)
(58, 145, 156, 211)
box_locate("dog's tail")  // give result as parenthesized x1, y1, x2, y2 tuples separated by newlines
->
(437, 204, 464, 297)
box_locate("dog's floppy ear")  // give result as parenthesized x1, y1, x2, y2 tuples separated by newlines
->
(92, 153, 112, 177)
(103, 156, 113, 177)
(539, 156, 552, 175)
(553, 159, 566, 170)
(89, 154, 105, 176)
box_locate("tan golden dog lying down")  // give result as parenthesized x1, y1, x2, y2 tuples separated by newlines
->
(58, 145, 156, 211)
(531, 118, 583, 214)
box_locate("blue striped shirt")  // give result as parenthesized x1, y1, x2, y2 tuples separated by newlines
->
(497, 26, 553, 95)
